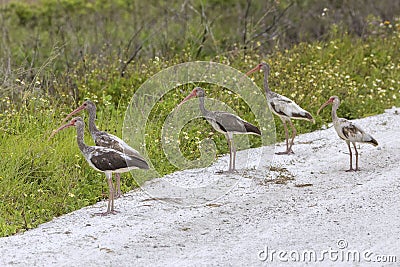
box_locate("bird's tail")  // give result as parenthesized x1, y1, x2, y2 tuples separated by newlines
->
(244, 121, 261, 135)
(305, 112, 316, 124)
(364, 134, 378, 147)
(292, 110, 315, 123)
(369, 137, 379, 147)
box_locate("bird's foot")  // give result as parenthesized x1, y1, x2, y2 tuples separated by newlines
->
(94, 210, 119, 216)
(345, 168, 360, 172)
(114, 191, 123, 199)
(275, 150, 294, 155)
(215, 169, 238, 175)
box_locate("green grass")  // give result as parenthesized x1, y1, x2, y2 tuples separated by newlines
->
(1, 1, 400, 237)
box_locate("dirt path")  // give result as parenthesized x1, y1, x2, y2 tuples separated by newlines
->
(1, 107, 399, 266)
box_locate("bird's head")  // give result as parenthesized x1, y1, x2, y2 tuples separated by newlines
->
(82, 100, 96, 110)
(178, 87, 205, 107)
(317, 96, 340, 115)
(49, 117, 84, 139)
(69, 117, 85, 127)
(63, 100, 96, 123)
(246, 62, 270, 76)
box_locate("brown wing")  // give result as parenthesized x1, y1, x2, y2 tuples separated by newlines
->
(95, 131, 145, 158)
(214, 111, 260, 135)
(342, 123, 364, 140)
(291, 111, 314, 121)
(90, 148, 149, 172)
(269, 94, 315, 122)
(342, 122, 378, 146)
(95, 131, 124, 151)
(243, 121, 261, 135)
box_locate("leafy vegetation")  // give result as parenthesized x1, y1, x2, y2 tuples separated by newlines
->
(1, 0, 400, 236)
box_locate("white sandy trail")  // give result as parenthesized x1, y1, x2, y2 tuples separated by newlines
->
(0, 107, 399, 267)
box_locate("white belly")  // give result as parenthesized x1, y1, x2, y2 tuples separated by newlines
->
(208, 119, 226, 134)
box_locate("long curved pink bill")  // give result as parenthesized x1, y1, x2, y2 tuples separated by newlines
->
(48, 122, 74, 140)
(317, 100, 331, 115)
(245, 66, 260, 76)
(62, 105, 85, 123)
(177, 92, 196, 109)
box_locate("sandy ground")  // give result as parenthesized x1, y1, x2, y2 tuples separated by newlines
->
(0, 107, 399, 267)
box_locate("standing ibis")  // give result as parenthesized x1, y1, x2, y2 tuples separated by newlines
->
(246, 62, 315, 154)
(317, 96, 378, 171)
(179, 87, 261, 172)
(63, 100, 144, 198)
(50, 117, 149, 215)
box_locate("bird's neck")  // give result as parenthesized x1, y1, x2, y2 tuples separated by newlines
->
(331, 103, 339, 122)
(76, 124, 89, 152)
(199, 97, 208, 116)
(88, 109, 100, 136)
(263, 71, 273, 97)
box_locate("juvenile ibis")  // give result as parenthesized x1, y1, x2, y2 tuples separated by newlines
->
(317, 96, 378, 171)
(64, 100, 144, 198)
(51, 117, 149, 215)
(179, 87, 261, 172)
(246, 62, 315, 154)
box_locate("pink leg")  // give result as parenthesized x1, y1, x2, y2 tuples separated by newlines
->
(222, 134, 237, 173)
(114, 173, 122, 199)
(286, 120, 296, 154)
(227, 136, 233, 172)
(95, 173, 118, 216)
(345, 141, 354, 172)
(215, 135, 236, 174)
(352, 142, 360, 171)
(231, 137, 236, 171)
(276, 119, 293, 155)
